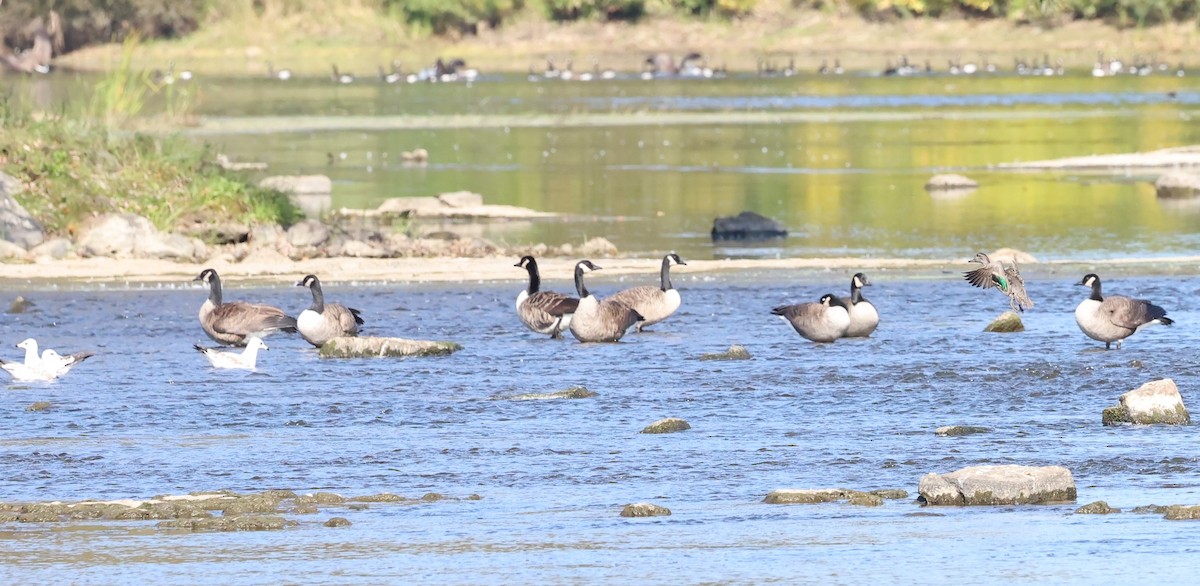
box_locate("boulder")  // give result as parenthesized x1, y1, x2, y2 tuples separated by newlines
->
(1102, 378, 1190, 425)
(248, 224, 285, 249)
(1075, 501, 1120, 514)
(763, 488, 888, 506)
(157, 515, 290, 532)
(182, 222, 250, 245)
(1154, 171, 1200, 199)
(76, 214, 157, 258)
(509, 386, 597, 401)
(319, 336, 462, 358)
(935, 425, 991, 436)
(136, 233, 207, 262)
(29, 238, 73, 260)
(0, 239, 28, 260)
(620, 502, 671, 517)
(377, 197, 445, 215)
(984, 311, 1024, 333)
(699, 344, 752, 361)
(640, 418, 691, 434)
(0, 172, 44, 250)
(918, 465, 1076, 506)
(924, 174, 979, 191)
(437, 191, 484, 208)
(711, 211, 787, 241)
(579, 236, 618, 257)
(286, 219, 330, 248)
(1163, 505, 1200, 520)
(259, 175, 332, 195)
(339, 240, 387, 258)
(323, 517, 352, 527)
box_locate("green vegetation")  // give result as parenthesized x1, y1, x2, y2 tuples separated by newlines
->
(0, 101, 299, 238)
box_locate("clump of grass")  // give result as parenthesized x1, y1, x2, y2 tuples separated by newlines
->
(0, 99, 300, 238)
(92, 34, 197, 128)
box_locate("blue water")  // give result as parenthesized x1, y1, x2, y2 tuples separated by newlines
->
(1, 268, 1198, 583)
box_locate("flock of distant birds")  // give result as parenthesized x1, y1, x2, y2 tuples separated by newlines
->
(0, 252, 1176, 382)
(144, 50, 1186, 87)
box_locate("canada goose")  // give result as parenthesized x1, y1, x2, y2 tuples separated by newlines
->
(1075, 274, 1173, 349)
(607, 253, 686, 332)
(195, 337, 268, 370)
(772, 293, 851, 343)
(194, 268, 298, 346)
(1, 338, 94, 381)
(844, 273, 879, 338)
(296, 275, 364, 347)
(331, 65, 354, 84)
(963, 252, 1034, 312)
(379, 64, 401, 84)
(514, 256, 579, 339)
(267, 62, 292, 80)
(568, 260, 643, 343)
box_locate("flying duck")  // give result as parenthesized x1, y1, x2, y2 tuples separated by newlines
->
(1075, 274, 1173, 349)
(514, 256, 579, 339)
(195, 337, 268, 370)
(194, 268, 298, 346)
(772, 293, 851, 343)
(607, 253, 686, 332)
(844, 272, 879, 338)
(296, 274, 364, 347)
(568, 260, 642, 343)
(963, 252, 1034, 312)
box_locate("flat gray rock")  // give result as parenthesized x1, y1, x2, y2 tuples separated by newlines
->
(620, 502, 671, 517)
(319, 336, 462, 358)
(918, 464, 1076, 506)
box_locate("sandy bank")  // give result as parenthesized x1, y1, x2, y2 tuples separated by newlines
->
(3, 254, 1199, 287)
(998, 146, 1200, 171)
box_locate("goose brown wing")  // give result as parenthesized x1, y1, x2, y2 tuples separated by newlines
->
(771, 302, 820, 325)
(210, 302, 297, 335)
(329, 303, 362, 335)
(527, 291, 579, 317)
(601, 299, 643, 330)
(1103, 296, 1165, 329)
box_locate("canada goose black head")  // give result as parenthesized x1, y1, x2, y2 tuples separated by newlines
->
(515, 255, 536, 269)
(573, 260, 601, 298)
(516, 256, 541, 294)
(667, 253, 686, 266)
(852, 272, 870, 288)
(297, 274, 321, 289)
(194, 268, 222, 303)
(822, 293, 850, 311)
(1079, 273, 1100, 288)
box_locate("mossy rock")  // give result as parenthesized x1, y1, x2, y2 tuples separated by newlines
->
(935, 425, 991, 437)
(157, 515, 292, 532)
(984, 311, 1024, 333)
(25, 401, 51, 412)
(870, 489, 910, 500)
(640, 418, 691, 434)
(1102, 406, 1133, 425)
(509, 386, 597, 400)
(324, 517, 353, 527)
(763, 489, 845, 504)
(351, 493, 409, 503)
(1075, 501, 1120, 514)
(699, 344, 752, 361)
(620, 502, 671, 517)
(1163, 505, 1200, 520)
(1132, 504, 1169, 514)
(319, 336, 462, 358)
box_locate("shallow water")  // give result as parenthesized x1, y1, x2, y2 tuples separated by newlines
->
(1, 270, 1198, 583)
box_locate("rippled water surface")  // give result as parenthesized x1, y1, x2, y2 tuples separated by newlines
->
(2, 269, 1199, 583)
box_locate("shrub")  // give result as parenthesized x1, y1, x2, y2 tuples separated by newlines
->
(384, 0, 524, 34)
(543, 0, 646, 21)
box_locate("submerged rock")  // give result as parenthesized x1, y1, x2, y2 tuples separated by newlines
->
(763, 488, 888, 506)
(1076, 501, 1121, 514)
(351, 493, 409, 503)
(1154, 171, 1200, 199)
(984, 311, 1024, 333)
(640, 418, 691, 434)
(924, 174, 979, 191)
(1103, 378, 1190, 426)
(319, 336, 462, 358)
(620, 502, 671, 517)
(157, 515, 291, 532)
(324, 517, 352, 527)
(918, 465, 1076, 506)
(711, 211, 788, 241)
(25, 401, 51, 412)
(699, 344, 752, 361)
(935, 425, 991, 437)
(510, 386, 597, 401)
(870, 489, 909, 500)
(1163, 505, 1200, 520)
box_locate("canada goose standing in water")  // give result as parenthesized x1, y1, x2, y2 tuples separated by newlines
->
(194, 268, 298, 346)
(607, 253, 686, 332)
(296, 274, 364, 347)
(844, 273, 879, 338)
(772, 293, 851, 343)
(195, 337, 268, 370)
(1075, 274, 1173, 349)
(514, 256, 579, 339)
(568, 260, 643, 343)
(963, 252, 1034, 312)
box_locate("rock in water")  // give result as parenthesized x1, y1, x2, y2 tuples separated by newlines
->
(1102, 378, 1190, 425)
(699, 344, 752, 361)
(1154, 171, 1200, 199)
(711, 211, 787, 241)
(640, 418, 691, 434)
(620, 502, 671, 517)
(935, 425, 990, 436)
(924, 174, 979, 191)
(984, 311, 1024, 333)
(319, 336, 462, 358)
(1075, 501, 1120, 514)
(918, 465, 1076, 506)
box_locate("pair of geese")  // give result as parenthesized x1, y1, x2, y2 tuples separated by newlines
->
(515, 254, 686, 343)
(965, 252, 1173, 349)
(0, 338, 94, 382)
(192, 269, 364, 369)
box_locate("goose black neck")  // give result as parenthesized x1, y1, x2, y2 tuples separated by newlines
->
(574, 264, 590, 298)
(1090, 279, 1104, 302)
(850, 283, 865, 305)
(308, 279, 326, 313)
(525, 260, 541, 294)
(659, 256, 674, 292)
(208, 273, 223, 306)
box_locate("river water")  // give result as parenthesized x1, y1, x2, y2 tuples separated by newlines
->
(3, 71, 1200, 583)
